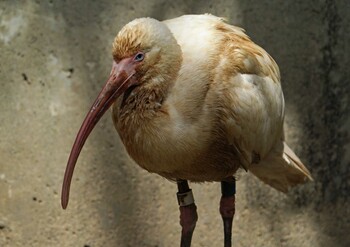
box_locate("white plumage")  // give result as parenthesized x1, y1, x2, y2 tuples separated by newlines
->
(108, 14, 312, 189)
(61, 14, 313, 247)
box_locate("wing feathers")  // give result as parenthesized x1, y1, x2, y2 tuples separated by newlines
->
(249, 141, 312, 192)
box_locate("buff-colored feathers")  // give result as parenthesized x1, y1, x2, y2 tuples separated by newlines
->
(111, 14, 312, 191)
(214, 20, 280, 83)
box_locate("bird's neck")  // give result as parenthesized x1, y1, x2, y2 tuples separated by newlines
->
(112, 76, 172, 126)
(127, 83, 168, 114)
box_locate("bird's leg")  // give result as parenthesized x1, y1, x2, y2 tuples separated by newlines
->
(177, 179, 198, 247)
(220, 178, 236, 247)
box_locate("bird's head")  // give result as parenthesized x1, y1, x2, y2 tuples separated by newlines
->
(112, 18, 182, 87)
(61, 18, 182, 209)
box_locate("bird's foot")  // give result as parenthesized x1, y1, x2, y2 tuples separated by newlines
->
(179, 203, 198, 247)
(220, 180, 236, 247)
(220, 196, 235, 247)
(177, 180, 198, 247)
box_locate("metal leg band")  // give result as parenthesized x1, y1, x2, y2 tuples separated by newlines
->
(177, 190, 195, 206)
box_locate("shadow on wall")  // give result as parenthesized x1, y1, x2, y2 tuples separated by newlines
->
(239, 0, 350, 246)
(149, 0, 350, 245)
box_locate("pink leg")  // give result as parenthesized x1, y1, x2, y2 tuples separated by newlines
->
(177, 180, 198, 247)
(220, 179, 236, 247)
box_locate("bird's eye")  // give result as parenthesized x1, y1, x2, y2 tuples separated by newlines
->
(134, 52, 144, 62)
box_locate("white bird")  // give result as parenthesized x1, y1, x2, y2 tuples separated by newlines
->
(61, 14, 312, 247)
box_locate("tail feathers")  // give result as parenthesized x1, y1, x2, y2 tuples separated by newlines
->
(249, 141, 313, 193)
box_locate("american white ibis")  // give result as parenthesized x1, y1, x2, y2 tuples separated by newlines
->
(61, 14, 312, 247)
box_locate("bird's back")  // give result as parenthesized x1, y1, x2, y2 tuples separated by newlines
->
(164, 14, 283, 159)
(164, 15, 312, 190)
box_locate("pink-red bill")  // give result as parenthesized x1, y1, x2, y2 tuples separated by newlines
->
(61, 59, 137, 209)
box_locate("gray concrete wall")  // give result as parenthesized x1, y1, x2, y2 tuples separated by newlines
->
(0, 0, 349, 246)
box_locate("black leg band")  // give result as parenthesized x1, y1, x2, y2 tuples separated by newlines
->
(221, 179, 236, 197)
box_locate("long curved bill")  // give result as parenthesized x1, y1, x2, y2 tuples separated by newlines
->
(61, 59, 136, 209)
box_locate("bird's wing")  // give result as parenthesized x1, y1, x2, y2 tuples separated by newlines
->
(210, 18, 312, 189)
(210, 19, 284, 168)
(248, 140, 313, 192)
(165, 15, 284, 164)
(165, 15, 312, 189)
(221, 74, 285, 170)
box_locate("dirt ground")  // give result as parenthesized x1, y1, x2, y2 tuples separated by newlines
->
(0, 1, 349, 246)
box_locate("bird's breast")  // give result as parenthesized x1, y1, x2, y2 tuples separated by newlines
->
(117, 109, 205, 171)
(112, 99, 239, 181)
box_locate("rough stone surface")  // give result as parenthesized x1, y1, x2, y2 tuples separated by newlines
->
(0, 1, 349, 246)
